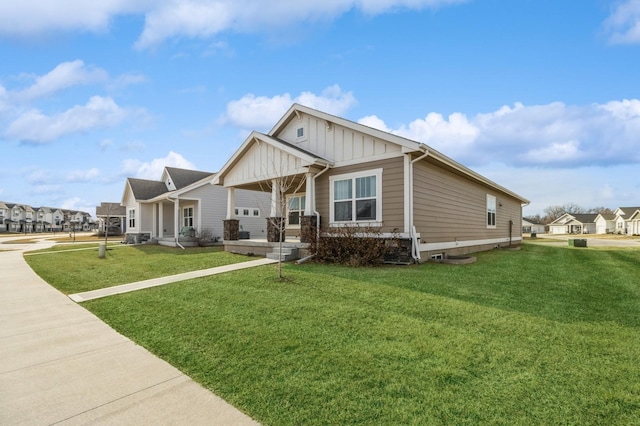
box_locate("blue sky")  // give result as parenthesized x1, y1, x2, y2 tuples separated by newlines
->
(0, 0, 638, 217)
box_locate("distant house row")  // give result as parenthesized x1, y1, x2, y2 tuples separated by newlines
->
(523, 207, 640, 235)
(0, 202, 95, 233)
(105, 104, 529, 262)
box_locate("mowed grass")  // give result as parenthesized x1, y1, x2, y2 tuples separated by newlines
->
(71, 244, 640, 425)
(24, 244, 252, 294)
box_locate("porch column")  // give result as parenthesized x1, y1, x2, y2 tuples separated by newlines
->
(174, 197, 180, 242)
(224, 187, 239, 240)
(159, 203, 164, 238)
(152, 203, 158, 239)
(270, 179, 282, 217)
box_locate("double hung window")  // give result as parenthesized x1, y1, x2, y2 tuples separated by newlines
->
(128, 209, 135, 228)
(287, 195, 306, 226)
(183, 207, 194, 227)
(486, 195, 496, 228)
(330, 169, 382, 224)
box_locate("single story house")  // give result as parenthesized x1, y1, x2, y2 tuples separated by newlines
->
(95, 202, 127, 235)
(212, 103, 529, 262)
(522, 218, 546, 235)
(122, 166, 270, 246)
(548, 213, 598, 235)
(613, 207, 640, 235)
(594, 213, 616, 234)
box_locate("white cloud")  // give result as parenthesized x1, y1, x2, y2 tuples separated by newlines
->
(5, 96, 134, 143)
(0, 0, 466, 48)
(223, 84, 356, 130)
(67, 167, 100, 183)
(360, 99, 640, 168)
(121, 151, 196, 180)
(358, 115, 391, 132)
(0, 0, 148, 37)
(16, 60, 108, 101)
(604, 0, 640, 44)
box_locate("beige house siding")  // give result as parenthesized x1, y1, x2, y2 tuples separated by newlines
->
(413, 159, 522, 244)
(315, 156, 405, 233)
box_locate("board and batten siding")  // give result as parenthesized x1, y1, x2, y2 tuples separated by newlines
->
(315, 157, 405, 233)
(277, 113, 402, 164)
(413, 159, 522, 244)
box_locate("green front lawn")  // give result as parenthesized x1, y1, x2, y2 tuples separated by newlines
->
(68, 244, 640, 425)
(24, 244, 251, 294)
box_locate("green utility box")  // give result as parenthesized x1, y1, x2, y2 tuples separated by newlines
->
(569, 239, 587, 247)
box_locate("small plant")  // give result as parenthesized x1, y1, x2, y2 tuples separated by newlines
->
(195, 228, 216, 246)
(315, 225, 399, 266)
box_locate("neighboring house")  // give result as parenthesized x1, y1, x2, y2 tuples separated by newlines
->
(121, 167, 270, 246)
(613, 207, 640, 235)
(594, 213, 616, 234)
(548, 213, 598, 234)
(95, 202, 127, 235)
(0, 201, 8, 231)
(627, 210, 640, 235)
(212, 103, 529, 261)
(522, 218, 545, 235)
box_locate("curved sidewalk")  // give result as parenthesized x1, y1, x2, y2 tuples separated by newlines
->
(0, 239, 260, 425)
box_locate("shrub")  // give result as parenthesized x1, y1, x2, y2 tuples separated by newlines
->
(315, 226, 400, 266)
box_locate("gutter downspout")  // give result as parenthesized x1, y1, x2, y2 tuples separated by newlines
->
(409, 147, 430, 262)
(313, 164, 331, 253)
(166, 196, 185, 250)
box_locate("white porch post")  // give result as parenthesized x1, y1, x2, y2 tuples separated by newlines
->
(152, 203, 158, 238)
(304, 171, 315, 216)
(159, 203, 164, 238)
(270, 179, 281, 217)
(174, 197, 180, 240)
(226, 187, 236, 219)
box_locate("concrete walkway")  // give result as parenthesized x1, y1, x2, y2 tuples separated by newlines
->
(0, 237, 261, 425)
(69, 258, 277, 302)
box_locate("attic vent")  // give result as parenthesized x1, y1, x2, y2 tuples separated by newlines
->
(296, 127, 304, 138)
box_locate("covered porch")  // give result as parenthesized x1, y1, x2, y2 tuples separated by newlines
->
(145, 196, 208, 248)
(211, 132, 333, 260)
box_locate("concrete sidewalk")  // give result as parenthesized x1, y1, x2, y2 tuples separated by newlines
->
(69, 257, 277, 302)
(0, 239, 260, 425)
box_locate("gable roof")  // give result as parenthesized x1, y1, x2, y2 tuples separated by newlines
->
(126, 178, 170, 201)
(96, 202, 126, 217)
(570, 214, 598, 224)
(164, 167, 214, 189)
(523, 217, 544, 225)
(595, 213, 616, 221)
(616, 207, 640, 216)
(216, 104, 529, 204)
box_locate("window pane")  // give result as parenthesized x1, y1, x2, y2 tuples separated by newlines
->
(334, 201, 352, 221)
(356, 199, 376, 221)
(301, 196, 306, 210)
(334, 179, 352, 200)
(355, 176, 376, 198)
(289, 211, 300, 225)
(288, 197, 299, 210)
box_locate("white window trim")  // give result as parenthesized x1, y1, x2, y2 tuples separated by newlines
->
(182, 205, 194, 228)
(128, 208, 136, 229)
(295, 125, 307, 143)
(486, 194, 497, 229)
(329, 168, 383, 227)
(235, 207, 261, 217)
(286, 193, 306, 229)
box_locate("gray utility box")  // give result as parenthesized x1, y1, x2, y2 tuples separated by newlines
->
(569, 239, 587, 247)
